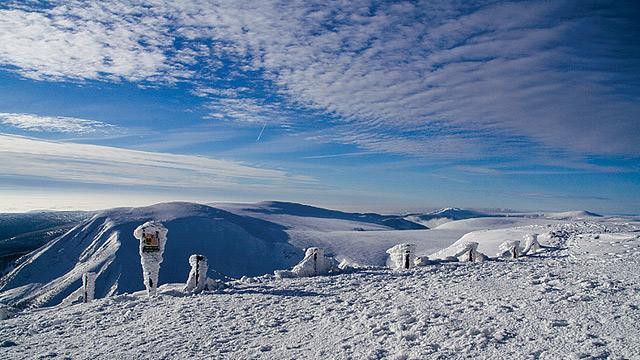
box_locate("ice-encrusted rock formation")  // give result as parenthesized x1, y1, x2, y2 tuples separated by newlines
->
(133, 221, 168, 296)
(386, 243, 417, 270)
(522, 234, 542, 254)
(453, 242, 487, 262)
(82, 272, 96, 303)
(498, 240, 522, 259)
(184, 255, 208, 293)
(291, 247, 339, 277)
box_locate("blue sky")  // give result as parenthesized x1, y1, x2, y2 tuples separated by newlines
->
(0, 0, 638, 214)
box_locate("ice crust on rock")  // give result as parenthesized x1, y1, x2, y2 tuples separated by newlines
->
(522, 234, 542, 254)
(133, 221, 168, 296)
(82, 272, 96, 303)
(386, 243, 417, 270)
(498, 240, 522, 259)
(184, 255, 208, 293)
(291, 247, 339, 277)
(453, 241, 487, 262)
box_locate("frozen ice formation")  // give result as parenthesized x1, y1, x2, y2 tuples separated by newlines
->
(82, 272, 96, 303)
(133, 221, 168, 296)
(453, 241, 487, 262)
(522, 234, 542, 254)
(386, 243, 417, 270)
(291, 247, 339, 277)
(184, 254, 208, 293)
(498, 240, 522, 259)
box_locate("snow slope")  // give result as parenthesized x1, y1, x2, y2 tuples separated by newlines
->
(215, 201, 427, 231)
(1, 222, 639, 359)
(0, 211, 91, 271)
(0, 202, 302, 308)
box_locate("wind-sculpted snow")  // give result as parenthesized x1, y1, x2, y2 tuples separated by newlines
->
(1, 231, 639, 359)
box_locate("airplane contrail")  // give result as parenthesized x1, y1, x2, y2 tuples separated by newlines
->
(256, 121, 267, 141)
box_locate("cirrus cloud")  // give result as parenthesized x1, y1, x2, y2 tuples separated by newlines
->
(0, 112, 116, 134)
(0, 0, 638, 158)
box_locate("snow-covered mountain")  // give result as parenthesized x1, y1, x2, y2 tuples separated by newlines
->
(542, 210, 602, 220)
(405, 207, 495, 228)
(0, 211, 91, 271)
(214, 201, 427, 231)
(0, 201, 443, 308)
(0, 202, 304, 308)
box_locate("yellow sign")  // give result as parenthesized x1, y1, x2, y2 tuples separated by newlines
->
(142, 231, 160, 252)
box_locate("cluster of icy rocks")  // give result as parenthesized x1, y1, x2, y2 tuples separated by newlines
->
(74, 222, 548, 303)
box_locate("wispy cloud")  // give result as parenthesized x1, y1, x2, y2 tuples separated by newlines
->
(0, 112, 115, 134)
(0, 0, 638, 158)
(0, 134, 315, 189)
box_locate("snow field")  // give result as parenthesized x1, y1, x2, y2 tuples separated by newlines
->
(1, 231, 640, 359)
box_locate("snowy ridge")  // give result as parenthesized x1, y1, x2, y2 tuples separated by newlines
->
(215, 201, 427, 231)
(0, 202, 302, 308)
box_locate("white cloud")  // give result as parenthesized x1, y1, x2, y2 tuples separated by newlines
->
(0, 134, 314, 189)
(0, 1, 638, 156)
(0, 6, 172, 81)
(0, 113, 115, 134)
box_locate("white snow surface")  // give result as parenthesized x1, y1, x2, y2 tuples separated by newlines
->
(1, 225, 640, 359)
(0, 202, 639, 358)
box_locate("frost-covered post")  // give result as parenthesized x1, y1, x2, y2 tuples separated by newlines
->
(133, 221, 168, 296)
(184, 254, 208, 293)
(82, 272, 96, 303)
(386, 243, 417, 270)
(521, 234, 542, 254)
(291, 247, 338, 277)
(453, 242, 486, 263)
(498, 240, 521, 259)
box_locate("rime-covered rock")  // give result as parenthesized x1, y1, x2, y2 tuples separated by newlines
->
(133, 221, 168, 296)
(291, 248, 339, 277)
(521, 234, 542, 254)
(184, 255, 208, 293)
(498, 240, 521, 259)
(414, 256, 432, 266)
(386, 243, 417, 270)
(453, 241, 486, 262)
(82, 272, 96, 303)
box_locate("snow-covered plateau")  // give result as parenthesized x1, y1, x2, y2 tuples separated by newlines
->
(1, 201, 639, 359)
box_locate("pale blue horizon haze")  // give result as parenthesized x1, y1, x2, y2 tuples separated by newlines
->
(0, 0, 638, 214)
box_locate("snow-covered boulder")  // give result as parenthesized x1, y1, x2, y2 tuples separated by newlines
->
(133, 221, 168, 296)
(184, 255, 208, 293)
(453, 242, 486, 263)
(521, 234, 542, 254)
(82, 272, 96, 303)
(291, 247, 339, 277)
(386, 243, 417, 270)
(498, 240, 521, 259)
